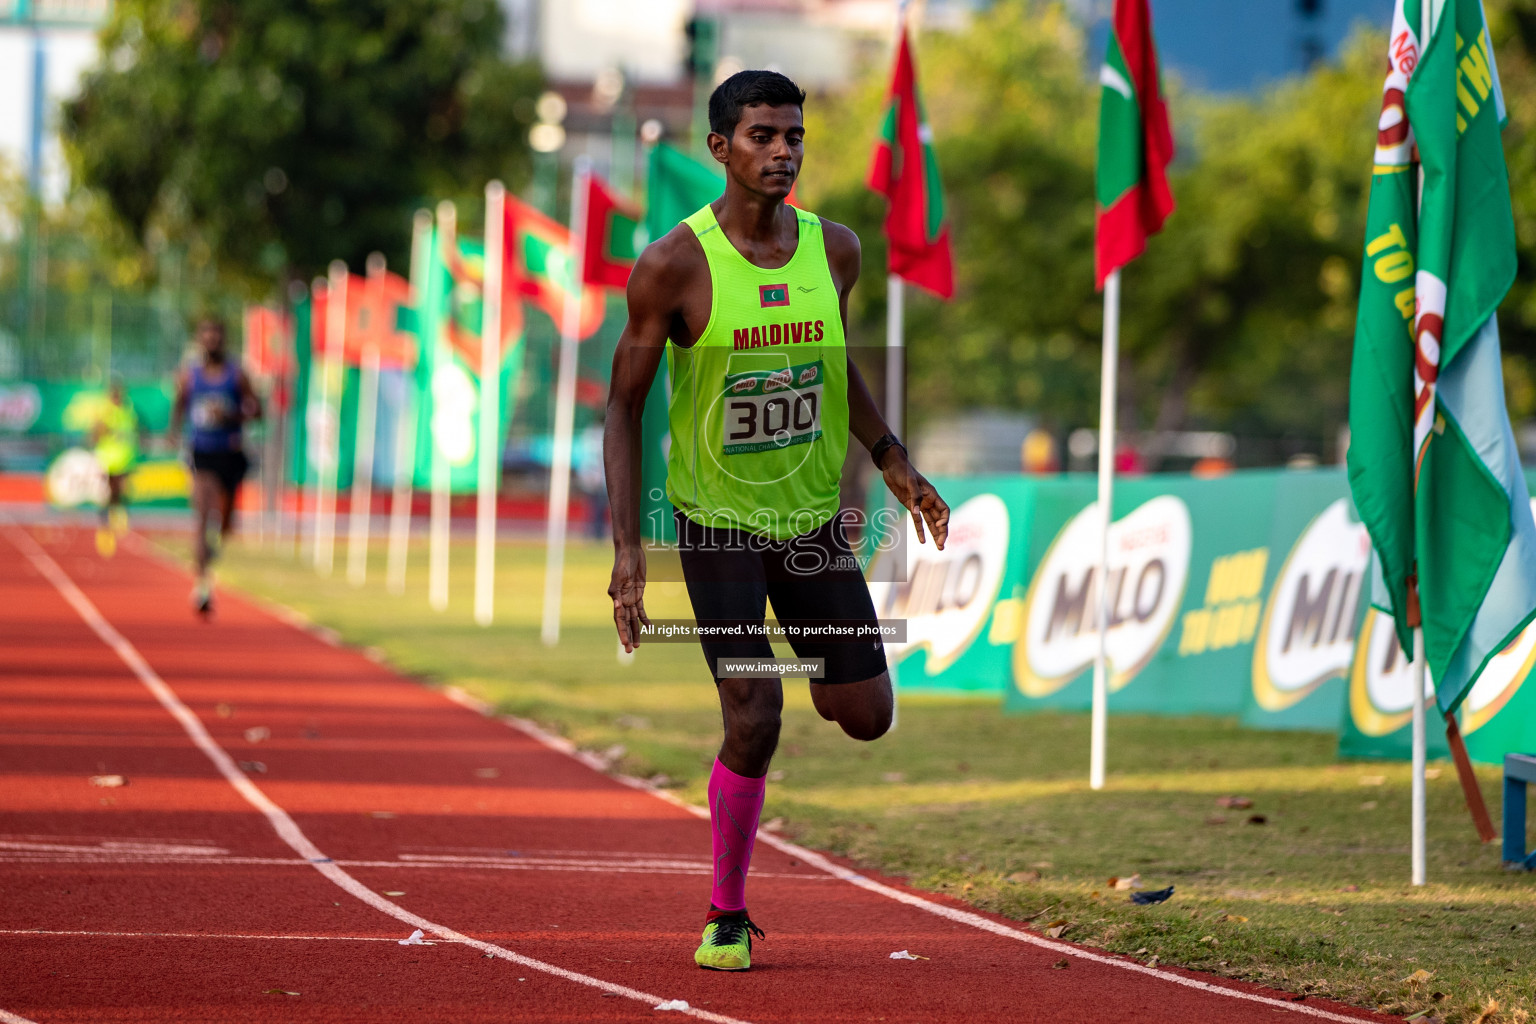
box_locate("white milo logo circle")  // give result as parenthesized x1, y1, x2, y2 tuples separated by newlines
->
(46, 448, 109, 508)
(432, 362, 479, 467)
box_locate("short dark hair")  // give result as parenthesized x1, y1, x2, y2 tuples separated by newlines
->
(708, 70, 807, 137)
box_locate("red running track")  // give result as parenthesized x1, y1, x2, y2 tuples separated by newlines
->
(0, 524, 1400, 1024)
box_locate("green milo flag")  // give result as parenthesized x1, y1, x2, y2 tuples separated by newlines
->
(1347, 0, 1536, 715)
(638, 144, 724, 543)
(288, 293, 358, 491)
(411, 226, 523, 494)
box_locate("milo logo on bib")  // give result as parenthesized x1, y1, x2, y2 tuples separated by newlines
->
(721, 360, 823, 455)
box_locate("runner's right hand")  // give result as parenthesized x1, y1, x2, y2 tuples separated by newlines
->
(609, 545, 651, 653)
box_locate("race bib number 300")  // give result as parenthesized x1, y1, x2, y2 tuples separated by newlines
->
(721, 360, 823, 456)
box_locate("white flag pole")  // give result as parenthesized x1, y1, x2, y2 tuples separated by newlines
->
(429, 200, 456, 612)
(387, 210, 431, 596)
(475, 181, 507, 626)
(1409, 0, 1433, 887)
(314, 262, 348, 575)
(885, 272, 904, 730)
(1411, 625, 1427, 884)
(300, 278, 325, 562)
(346, 253, 386, 586)
(1090, 267, 1121, 792)
(541, 155, 591, 646)
(885, 275, 904, 441)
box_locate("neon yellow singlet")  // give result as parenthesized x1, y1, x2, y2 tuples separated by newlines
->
(666, 205, 849, 541)
(94, 399, 139, 477)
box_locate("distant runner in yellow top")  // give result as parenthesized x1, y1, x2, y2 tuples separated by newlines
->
(90, 376, 139, 557)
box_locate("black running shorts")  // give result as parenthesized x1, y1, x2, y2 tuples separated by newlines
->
(191, 448, 249, 497)
(674, 509, 888, 685)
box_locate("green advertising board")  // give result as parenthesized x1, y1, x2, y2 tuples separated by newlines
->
(882, 468, 1536, 765)
(1337, 486, 1536, 764)
(0, 380, 174, 437)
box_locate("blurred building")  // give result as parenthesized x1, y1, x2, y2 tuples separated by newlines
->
(0, 0, 109, 208)
(1074, 0, 1388, 93)
(503, 0, 982, 192)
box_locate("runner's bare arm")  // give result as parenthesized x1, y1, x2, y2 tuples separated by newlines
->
(604, 230, 705, 651)
(823, 220, 948, 550)
(236, 369, 263, 423)
(167, 369, 190, 446)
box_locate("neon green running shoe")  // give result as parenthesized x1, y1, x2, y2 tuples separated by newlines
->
(693, 912, 764, 971)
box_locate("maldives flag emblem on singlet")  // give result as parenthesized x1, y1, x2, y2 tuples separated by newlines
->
(759, 284, 790, 307)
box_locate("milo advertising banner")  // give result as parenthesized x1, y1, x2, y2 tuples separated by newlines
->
(1338, 494, 1536, 764)
(1242, 472, 1372, 730)
(868, 477, 1032, 694)
(886, 468, 1536, 765)
(0, 380, 174, 437)
(1006, 473, 1277, 716)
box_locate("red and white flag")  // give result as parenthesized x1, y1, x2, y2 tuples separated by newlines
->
(868, 22, 954, 299)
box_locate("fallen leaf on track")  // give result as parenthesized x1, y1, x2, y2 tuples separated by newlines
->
(1052, 958, 1070, 970)
(384, 891, 406, 896)
(215, 703, 234, 718)
(263, 989, 300, 996)
(244, 726, 270, 744)
(89, 775, 127, 788)
(889, 950, 929, 960)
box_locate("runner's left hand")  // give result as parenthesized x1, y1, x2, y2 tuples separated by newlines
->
(880, 449, 948, 550)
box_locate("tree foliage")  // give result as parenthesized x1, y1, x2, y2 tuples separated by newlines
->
(63, 0, 540, 296)
(805, 0, 1536, 463)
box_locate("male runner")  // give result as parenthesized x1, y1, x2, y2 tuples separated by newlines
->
(604, 70, 949, 972)
(169, 317, 262, 615)
(90, 375, 139, 557)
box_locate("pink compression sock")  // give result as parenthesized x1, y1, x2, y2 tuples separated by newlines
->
(708, 758, 767, 913)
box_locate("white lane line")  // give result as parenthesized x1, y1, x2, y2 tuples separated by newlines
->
(444, 688, 1389, 1024)
(0, 1010, 40, 1024)
(0, 852, 826, 879)
(2, 929, 404, 943)
(4, 526, 752, 1024)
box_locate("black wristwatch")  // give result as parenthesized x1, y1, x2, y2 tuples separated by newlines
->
(870, 433, 906, 469)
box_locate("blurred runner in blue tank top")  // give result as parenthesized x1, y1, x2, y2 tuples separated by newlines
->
(169, 317, 262, 616)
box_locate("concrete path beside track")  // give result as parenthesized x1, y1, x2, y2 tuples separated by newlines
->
(0, 524, 1400, 1023)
